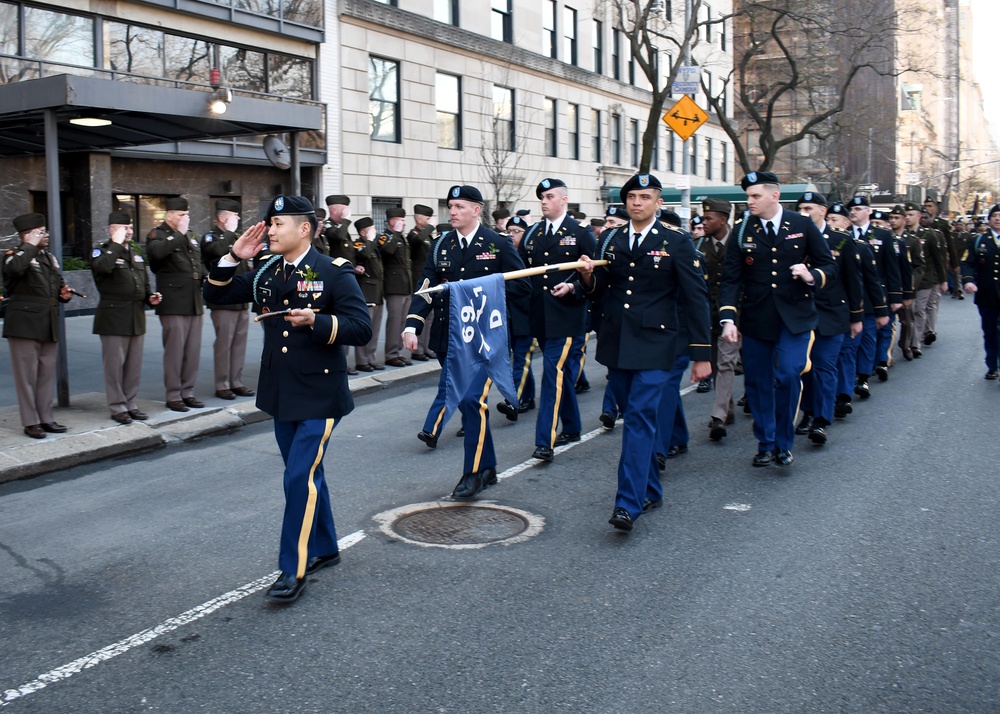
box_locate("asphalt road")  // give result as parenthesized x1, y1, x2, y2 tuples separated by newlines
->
(1, 297, 997, 713)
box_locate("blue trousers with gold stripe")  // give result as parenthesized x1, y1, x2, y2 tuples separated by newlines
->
(608, 368, 668, 519)
(274, 418, 340, 579)
(742, 329, 813, 452)
(510, 336, 536, 404)
(802, 332, 845, 424)
(422, 358, 496, 474)
(534, 337, 582, 448)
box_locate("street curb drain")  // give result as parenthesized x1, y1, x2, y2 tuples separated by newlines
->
(373, 501, 545, 549)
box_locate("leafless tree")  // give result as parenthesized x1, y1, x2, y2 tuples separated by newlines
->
(477, 68, 536, 214)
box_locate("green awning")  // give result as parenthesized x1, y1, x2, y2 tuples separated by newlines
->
(607, 183, 816, 206)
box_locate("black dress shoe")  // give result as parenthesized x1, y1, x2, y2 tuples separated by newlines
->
(111, 412, 133, 424)
(215, 389, 236, 400)
(517, 398, 535, 413)
(305, 552, 341, 575)
(128, 409, 149, 421)
(417, 430, 438, 449)
(356, 364, 375, 372)
(642, 498, 663, 513)
(599, 412, 617, 429)
(554, 432, 580, 446)
(743, 399, 752, 414)
(574, 382, 590, 394)
(696, 379, 712, 393)
(182, 397, 204, 408)
(923, 332, 936, 345)
(854, 380, 871, 399)
(752, 450, 774, 467)
(166, 400, 189, 412)
(903, 349, 913, 361)
(834, 399, 853, 418)
(709, 417, 727, 441)
(667, 444, 687, 459)
(808, 426, 827, 445)
(911, 348, 922, 358)
(656, 453, 666, 471)
(608, 507, 633, 531)
(775, 449, 794, 466)
(264, 572, 306, 603)
(40, 422, 67, 433)
(795, 414, 812, 435)
(986, 370, 1000, 380)
(736, 394, 747, 407)
(411, 352, 430, 361)
(385, 357, 408, 367)
(24, 425, 45, 439)
(425, 350, 437, 359)
(875, 364, 889, 382)
(532, 445, 554, 462)
(347, 367, 359, 375)
(496, 400, 519, 421)
(231, 386, 256, 397)
(452, 467, 496, 500)
(373, 364, 386, 370)
(456, 427, 464, 437)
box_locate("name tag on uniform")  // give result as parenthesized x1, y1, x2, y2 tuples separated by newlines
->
(559, 237, 577, 246)
(439, 260, 452, 269)
(260, 287, 272, 297)
(297, 281, 324, 292)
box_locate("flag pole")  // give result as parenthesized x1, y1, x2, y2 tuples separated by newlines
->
(413, 259, 609, 300)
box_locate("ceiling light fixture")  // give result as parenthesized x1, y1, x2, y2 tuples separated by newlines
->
(208, 87, 233, 115)
(69, 117, 112, 127)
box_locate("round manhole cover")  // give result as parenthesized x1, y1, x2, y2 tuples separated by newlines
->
(374, 502, 545, 549)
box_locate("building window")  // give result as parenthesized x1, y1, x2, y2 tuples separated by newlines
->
(721, 141, 728, 182)
(592, 19, 603, 74)
(24, 7, 95, 69)
(704, 70, 712, 106)
(491, 0, 512, 43)
(629, 119, 639, 167)
(611, 30, 621, 81)
(706, 138, 713, 180)
(543, 0, 557, 59)
(665, 0, 673, 21)
(544, 98, 557, 157)
(493, 85, 514, 151)
(369, 56, 400, 143)
(372, 197, 403, 235)
(667, 133, 674, 173)
(563, 7, 577, 65)
(691, 136, 698, 176)
(704, 3, 712, 42)
(611, 113, 622, 165)
(591, 109, 601, 162)
(436, 72, 462, 150)
(720, 15, 727, 51)
(434, 0, 458, 26)
(652, 132, 660, 171)
(568, 103, 579, 160)
(628, 53, 636, 86)
(667, 53, 673, 98)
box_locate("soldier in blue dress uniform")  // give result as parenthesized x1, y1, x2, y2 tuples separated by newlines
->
(962, 204, 1000, 380)
(718, 172, 837, 467)
(502, 215, 536, 412)
(404, 185, 529, 500)
(204, 196, 372, 604)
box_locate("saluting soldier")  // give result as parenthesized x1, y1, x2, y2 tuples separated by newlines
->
(403, 185, 530, 500)
(510, 178, 597, 463)
(555, 173, 711, 531)
(146, 197, 206, 412)
(407, 204, 436, 361)
(379, 207, 412, 367)
(204, 195, 372, 604)
(352, 217, 384, 372)
(2, 213, 74, 438)
(322, 195, 356, 263)
(719, 172, 837, 467)
(92, 210, 161, 424)
(962, 204, 1000, 380)
(201, 198, 255, 401)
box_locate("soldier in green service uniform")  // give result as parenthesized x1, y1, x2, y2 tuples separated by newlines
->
(146, 196, 206, 412)
(322, 194, 356, 263)
(2, 213, 75, 438)
(92, 210, 161, 424)
(352, 217, 384, 372)
(378, 207, 412, 367)
(407, 204, 436, 361)
(201, 198, 255, 401)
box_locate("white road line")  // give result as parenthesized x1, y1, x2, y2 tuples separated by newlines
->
(0, 530, 367, 707)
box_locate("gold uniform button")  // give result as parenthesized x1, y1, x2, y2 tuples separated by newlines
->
(544, 252, 549, 257)
(772, 247, 777, 253)
(628, 276, 635, 282)
(283, 299, 289, 306)
(281, 346, 288, 353)
(624, 303, 630, 309)
(283, 330, 289, 337)
(660, 325, 665, 329)
(772, 271, 778, 276)
(630, 262, 636, 267)
(324, 369, 329, 374)
(772, 259, 778, 264)
(543, 286, 548, 291)
(626, 289, 632, 295)
(460, 268, 465, 272)
(771, 283, 777, 288)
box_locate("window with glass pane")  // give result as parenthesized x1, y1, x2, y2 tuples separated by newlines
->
(544, 98, 556, 157)
(611, 114, 621, 165)
(652, 132, 659, 171)
(591, 109, 601, 162)
(611, 30, 620, 81)
(491, 0, 512, 43)
(630, 119, 639, 167)
(691, 136, 698, 175)
(667, 52, 673, 97)
(434, 0, 458, 26)
(667, 133, 675, 173)
(282, 0, 322, 28)
(164, 34, 211, 84)
(704, 4, 712, 42)
(628, 53, 636, 86)
(568, 103, 579, 160)
(218, 45, 266, 92)
(543, 1, 557, 59)
(0, 2, 17, 56)
(706, 138, 713, 180)
(721, 142, 727, 182)
(233, 0, 278, 17)
(369, 56, 400, 143)
(592, 20, 603, 74)
(437, 73, 462, 150)
(269, 53, 312, 99)
(721, 16, 727, 51)
(24, 8, 94, 69)
(563, 7, 577, 65)
(493, 85, 514, 152)
(106, 23, 165, 79)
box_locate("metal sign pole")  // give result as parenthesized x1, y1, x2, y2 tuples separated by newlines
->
(44, 108, 70, 407)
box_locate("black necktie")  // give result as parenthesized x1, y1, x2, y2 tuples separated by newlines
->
(283, 263, 295, 281)
(632, 232, 642, 252)
(765, 223, 776, 242)
(546, 224, 555, 241)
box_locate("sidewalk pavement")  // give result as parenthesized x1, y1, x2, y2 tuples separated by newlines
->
(0, 311, 440, 484)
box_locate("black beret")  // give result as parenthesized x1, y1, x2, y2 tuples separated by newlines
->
(902, 202, 920, 212)
(516, 209, 530, 216)
(923, 197, 938, 205)
(414, 204, 434, 217)
(266, 195, 315, 221)
(354, 216, 374, 233)
(989, 204, 1000, 218)
(435, 222, 452, 233)
(108, 211, 133, 226)
(215, 198, 240, 213)
(606, 206, 626, 219)
(702, 197, 732, 214)
(446, 185, 484, 204)
(576, 212, 587, 220)
(658, 208, 681, 227)
(590, 218, 605, 227)
(621, 173, 662, 197)
(848, 195, 870, 208)
(796, 191, 826, 207)
(536, 177, 568, 198)
(829, 203, 849, 216)
(325, 194, 350, 206)
(689, 214, 703, 226)
(165, 197, 188, 211)
(492, 208, 510, 220)
(739, 171, 780, 190)
(13, 213, 45, 232)
(871, 210, 887, 221)
(315, 207, 327, 219)
(507, 216, 529, 230)
(890, 205, 906, 216)
(385, 207, 406, 219)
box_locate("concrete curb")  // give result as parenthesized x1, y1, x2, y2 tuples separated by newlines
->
(0, 363, 441, 485)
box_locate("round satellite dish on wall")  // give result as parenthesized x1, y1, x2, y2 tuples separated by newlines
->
(263, 135, 291, 170)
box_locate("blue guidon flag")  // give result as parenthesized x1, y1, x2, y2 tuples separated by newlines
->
(439, 274, 519, 428)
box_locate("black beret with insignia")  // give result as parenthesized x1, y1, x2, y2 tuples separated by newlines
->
(446, 185, 484, 205)
(829, 203, 849, 217)
(740, 171, 780, 190)
(606, 205, 626, 219)
(849, 195, 870, 208)
(266, 195, 315, 221)
(796, 191, 827, 207)
(989, 204, 1000, 218)
(515, 209, 530, 216)
(689, 214, 703, 226)
(13, 213, 45, 233)
(871, 210, 887, 221)
(621, 173, 662, 198)
(508, 216, 529, 230)
(658, 208, 681, 227)
(536, 177, 567, 198)
(108, 211, 133, 226)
